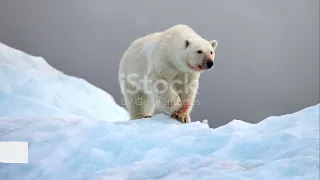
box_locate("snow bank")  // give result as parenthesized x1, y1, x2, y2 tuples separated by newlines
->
(0, 42, 319, 180)
(0, 42, 129, 121)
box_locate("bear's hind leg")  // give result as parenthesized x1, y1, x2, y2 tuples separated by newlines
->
(125, 91, 154, 120)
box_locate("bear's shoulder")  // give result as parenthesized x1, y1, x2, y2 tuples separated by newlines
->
(161, 24, 202, 42)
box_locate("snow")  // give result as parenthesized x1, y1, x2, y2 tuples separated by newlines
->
(0, 42, 319, 180)
(0, 43, 129, 121)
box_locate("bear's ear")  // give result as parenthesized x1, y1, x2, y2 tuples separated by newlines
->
(210, 40, 218, 51)
(185, 40, 190, 49)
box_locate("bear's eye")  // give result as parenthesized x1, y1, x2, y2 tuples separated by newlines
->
(197, 50, 203, 54)
(210, 51, 213, 54)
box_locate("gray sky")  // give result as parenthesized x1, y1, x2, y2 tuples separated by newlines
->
(0, 0, 319, 128)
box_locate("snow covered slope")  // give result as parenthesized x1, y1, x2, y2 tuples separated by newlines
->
(0, 42, 319, 180)
(0, 42, 129, 121)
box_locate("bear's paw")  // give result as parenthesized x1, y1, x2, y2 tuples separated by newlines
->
(170, 111, 191, 124)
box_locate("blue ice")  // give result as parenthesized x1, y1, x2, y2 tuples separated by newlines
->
(0, 42, 319, 180)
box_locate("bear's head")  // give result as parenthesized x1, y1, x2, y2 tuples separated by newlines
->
(174, 38, 218, 73)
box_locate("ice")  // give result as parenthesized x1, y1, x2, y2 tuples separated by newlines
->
(0, 42, 319, 180)
(0, 43, 129, 121)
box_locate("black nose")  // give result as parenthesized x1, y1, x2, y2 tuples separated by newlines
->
(206, 61, 213, 69)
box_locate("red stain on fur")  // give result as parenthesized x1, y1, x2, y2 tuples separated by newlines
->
(180, 102, 190, 113)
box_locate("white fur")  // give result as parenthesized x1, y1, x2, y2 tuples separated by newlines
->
(118, 24, 218, 122)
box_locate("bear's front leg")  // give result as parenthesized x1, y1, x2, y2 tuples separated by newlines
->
(170, 78, 198, 124)
(170, 102, 191, 123)
(149, 74, 182, 115)
(157, 90, 182, 115)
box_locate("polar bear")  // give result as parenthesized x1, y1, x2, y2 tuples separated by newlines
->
(118, 24, 218, 123)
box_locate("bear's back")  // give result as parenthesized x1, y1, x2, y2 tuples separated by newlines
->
(119, 32, 161, 75)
